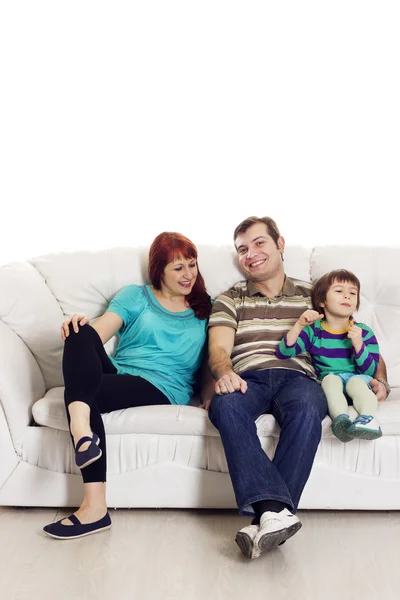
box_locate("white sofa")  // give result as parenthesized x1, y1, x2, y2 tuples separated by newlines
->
(1, 244, 400, 510)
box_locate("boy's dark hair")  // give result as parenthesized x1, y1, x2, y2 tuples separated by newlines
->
(233, 216, 281, 248)
(312, 269, 361, 316)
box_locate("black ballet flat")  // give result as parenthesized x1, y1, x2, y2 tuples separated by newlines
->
(75, 433, 101, 469)
(43, 512, 112, 539)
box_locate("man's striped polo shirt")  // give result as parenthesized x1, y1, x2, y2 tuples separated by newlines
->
(208, 276, 317, 379)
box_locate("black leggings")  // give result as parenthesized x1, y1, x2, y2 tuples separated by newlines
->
(63, 324, 170, 483)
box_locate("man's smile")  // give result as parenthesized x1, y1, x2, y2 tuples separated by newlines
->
(248, 258, 267, 269)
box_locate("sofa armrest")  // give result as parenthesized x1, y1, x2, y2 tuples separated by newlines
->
(0, 319, 45, 452)
(0, 402, 19, 489)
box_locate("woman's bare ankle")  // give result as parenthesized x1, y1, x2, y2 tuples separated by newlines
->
(70, 422, 92, 449)
(62, 504, 107, 526)
(68, 402, 91, 448)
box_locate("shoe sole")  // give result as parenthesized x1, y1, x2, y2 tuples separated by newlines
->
(235, 532, 254, 558)
(332, 418, 353, 443)
(333, 432, 353, 443)
(43, 524, 112, 540)
(348, 428, 382, 441)
(76, 436, 102, 469)
(258, 521, 302, 554)
(78, 448, 103, 470)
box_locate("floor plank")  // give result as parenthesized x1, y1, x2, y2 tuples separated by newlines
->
(0, 507, 398, 600)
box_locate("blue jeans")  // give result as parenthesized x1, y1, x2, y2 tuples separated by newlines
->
(208, 369, 327, 516)
(335, 373, 372, 387)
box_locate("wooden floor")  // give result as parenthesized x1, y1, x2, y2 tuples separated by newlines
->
(0, 507, 398, 600)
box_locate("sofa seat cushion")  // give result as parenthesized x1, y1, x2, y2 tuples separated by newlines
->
(32, 386, 400, 438)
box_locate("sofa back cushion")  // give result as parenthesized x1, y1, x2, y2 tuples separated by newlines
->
(24, 244, 310, 388)
(30, 244, 312, 319)
(7, 242, 398, 392)
(0, 262, 64, 388)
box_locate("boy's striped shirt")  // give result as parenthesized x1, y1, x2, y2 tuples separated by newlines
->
(276, 319, 379, 379)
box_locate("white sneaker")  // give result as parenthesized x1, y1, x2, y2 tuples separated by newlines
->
(235, 524, 260, 559)
(347, 414, 382, 441)
(253, 509, 302, 556)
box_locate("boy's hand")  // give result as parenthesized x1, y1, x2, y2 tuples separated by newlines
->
(347, 324, 363, 353)
(296, 310, 324, 328)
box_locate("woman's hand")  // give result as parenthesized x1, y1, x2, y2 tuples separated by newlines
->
(200, 399, 212, 411)
(61, 314, 90, 341)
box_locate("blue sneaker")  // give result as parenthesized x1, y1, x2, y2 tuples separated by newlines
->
(331, 413, 353, 443)
(347, 415, 382, 441)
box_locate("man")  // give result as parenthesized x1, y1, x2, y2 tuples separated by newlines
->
(205, 216, 389, 559)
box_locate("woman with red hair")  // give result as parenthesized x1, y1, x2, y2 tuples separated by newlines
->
(43, 232, 212, 540)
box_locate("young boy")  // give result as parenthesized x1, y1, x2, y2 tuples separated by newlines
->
(276, 269, 382, 442)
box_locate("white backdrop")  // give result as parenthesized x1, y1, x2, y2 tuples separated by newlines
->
(1, 1, 399, 266)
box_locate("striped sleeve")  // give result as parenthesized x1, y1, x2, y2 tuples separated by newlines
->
(276, 325, 314, 359)
(208, 292, 238, 330)
(353, 324, 380, 376)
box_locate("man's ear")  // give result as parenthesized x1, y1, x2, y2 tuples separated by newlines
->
(278, 236, 285, 255)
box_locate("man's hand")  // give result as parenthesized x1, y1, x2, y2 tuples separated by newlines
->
(347, 324, 363, 353)
(370, 379, 388, 402)
(296, 309, 324, 328)
(215, 371, 248, 395)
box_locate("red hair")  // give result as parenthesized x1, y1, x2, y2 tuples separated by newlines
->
(148, 232, 212, 320)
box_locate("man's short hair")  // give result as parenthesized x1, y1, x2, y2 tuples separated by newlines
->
(312, 269, 361, 316)
(233, 216, 281, 248)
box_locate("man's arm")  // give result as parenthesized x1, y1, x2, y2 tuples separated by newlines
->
(209, 326, 235, 378)
(370, 355, 390, 402)
(208, 326, 247, 395)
